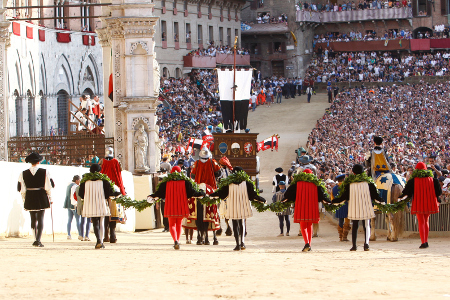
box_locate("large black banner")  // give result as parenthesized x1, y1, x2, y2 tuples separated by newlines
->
(220, 100, 250, 131)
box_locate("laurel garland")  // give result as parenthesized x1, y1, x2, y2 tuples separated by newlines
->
(330, 172, 413, 214)
(409, 169, 433, 180)
(80, 172, 115, 190)
(114, 195, 156, 212)
(217, 171, 258, 194)
(156, 171, 200, 192)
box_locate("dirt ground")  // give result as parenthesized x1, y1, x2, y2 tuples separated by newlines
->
(1, 94, 450, 299)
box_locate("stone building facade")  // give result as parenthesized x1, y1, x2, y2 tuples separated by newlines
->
(5, 0, 103, 137)
(153, 0, 246, 78)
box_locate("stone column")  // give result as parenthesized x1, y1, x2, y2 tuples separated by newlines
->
(96, 27, 114, 138)
(0, 8, 10, 161)
(99, 0, 160, 173)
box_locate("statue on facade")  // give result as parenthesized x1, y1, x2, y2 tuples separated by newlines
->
(155, 124, 162, 171)
(134, 124, 149, 172)
(153, 58, 160, 97)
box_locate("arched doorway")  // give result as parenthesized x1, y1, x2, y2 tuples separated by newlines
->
(162, 67, 169, 78)
(39, 90, 47, 136)
(413, 27, 433, 39)
(82, 87, 94, 98)
(14, 90, 22, 137)
(57, 89, 69, 135)
(27, 90, 35, 136)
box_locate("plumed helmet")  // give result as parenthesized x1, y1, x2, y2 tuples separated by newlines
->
(199, 148, 212, 160)
(106, 147, 114, 158)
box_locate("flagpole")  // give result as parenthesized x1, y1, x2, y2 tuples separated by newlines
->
(232, 36, 238, 131)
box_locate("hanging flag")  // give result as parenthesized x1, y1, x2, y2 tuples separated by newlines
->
(384, 39, 389, 47)
(257, 135, 279, 152)
(108, 49, 113, 101)
(217, 69, 252, 131)
(399, 39, 402, 47)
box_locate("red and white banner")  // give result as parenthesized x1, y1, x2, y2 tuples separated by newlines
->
(257, 135, 279, 152)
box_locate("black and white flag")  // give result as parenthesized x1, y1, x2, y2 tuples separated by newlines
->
(218, 69, 252, 131)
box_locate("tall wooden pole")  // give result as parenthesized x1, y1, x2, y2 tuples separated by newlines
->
(232, 36, 238, 131)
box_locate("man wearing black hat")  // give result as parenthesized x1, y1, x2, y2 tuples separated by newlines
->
(365, 135, 391, 179)
(332, 164, 383, 251)
(272, 167, 289, 193)
(17, 152, 55, 247)
(79, 164, 115, 249)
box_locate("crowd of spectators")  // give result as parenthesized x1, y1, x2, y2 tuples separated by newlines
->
(187, 44, 249, 56)
(156, 70, 222, 156)
(306, 50, 450, 83)
(296, 0, 410, 12)
(305, 81, 450, 201)
(314, 29, 413, 43)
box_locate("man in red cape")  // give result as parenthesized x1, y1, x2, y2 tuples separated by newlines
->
(399, 162, 442, 249)
(282, 169, 329, 252)
(100, 148, 126, 243)
(190, 148, 221, 245)
(150, 166, 205, 249)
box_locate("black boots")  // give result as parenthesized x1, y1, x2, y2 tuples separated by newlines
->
(302, 243, 311, 252)
(174, 241, 180, 250)
(419, 242, 429, 249)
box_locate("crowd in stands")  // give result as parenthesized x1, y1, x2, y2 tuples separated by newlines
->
(296, 0, 410, 12)
(156, 70, 222, 156)
(314, 29, 413, 43)
(74, 94, 105, 134)
(187, 44, 249, 56)
(305, 81, 450, 200)
(306, 50, 450, 83)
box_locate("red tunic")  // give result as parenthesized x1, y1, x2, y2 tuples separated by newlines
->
(411, 177, 439, 215)
(164, 181, 190, 218)
(101, 158, 125, 195)
(293, 181, 320, 223)
(190, 159, 220, 189)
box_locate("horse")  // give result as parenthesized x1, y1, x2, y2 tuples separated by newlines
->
(373, 172, 405, 242)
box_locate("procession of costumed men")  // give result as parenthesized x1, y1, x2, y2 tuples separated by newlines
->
(17, 148, 444, 252)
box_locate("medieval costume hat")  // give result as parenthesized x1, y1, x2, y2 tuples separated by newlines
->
(275, 167, 283, 173)
(219, 156, 233, 170)
(298, 155, 313, 165)
(90, 163, 102, 173)
(373, 136, 383, 145)
(335, 174, 346, 182)
(199, 148, 212, 160)
(278, 181, 286, 186)
(106, 147, 114, 158)
(171, 166, 182, 173)
(25, 152, 43, 164)
(303, 169, 313, 174)
(352, 164, 364, 175)
(415, 162, 427, 170)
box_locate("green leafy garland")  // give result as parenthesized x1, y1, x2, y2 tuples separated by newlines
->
(215, 171, 268, 212)
(373, 169, 432, 215)
(114, 195, 156, 212)
(198, 195, 221, 206)
(81, 172, 115, 189)
(330, 172, 414, 214)
(269, 172, 331, 213)
(409, 169, 433, 180)
(156, 171, 200, 193)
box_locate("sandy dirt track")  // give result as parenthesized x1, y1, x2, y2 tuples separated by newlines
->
(1, 94, 450, 299)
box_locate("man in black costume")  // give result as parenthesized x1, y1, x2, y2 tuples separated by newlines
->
(18, 152, 55, 247)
